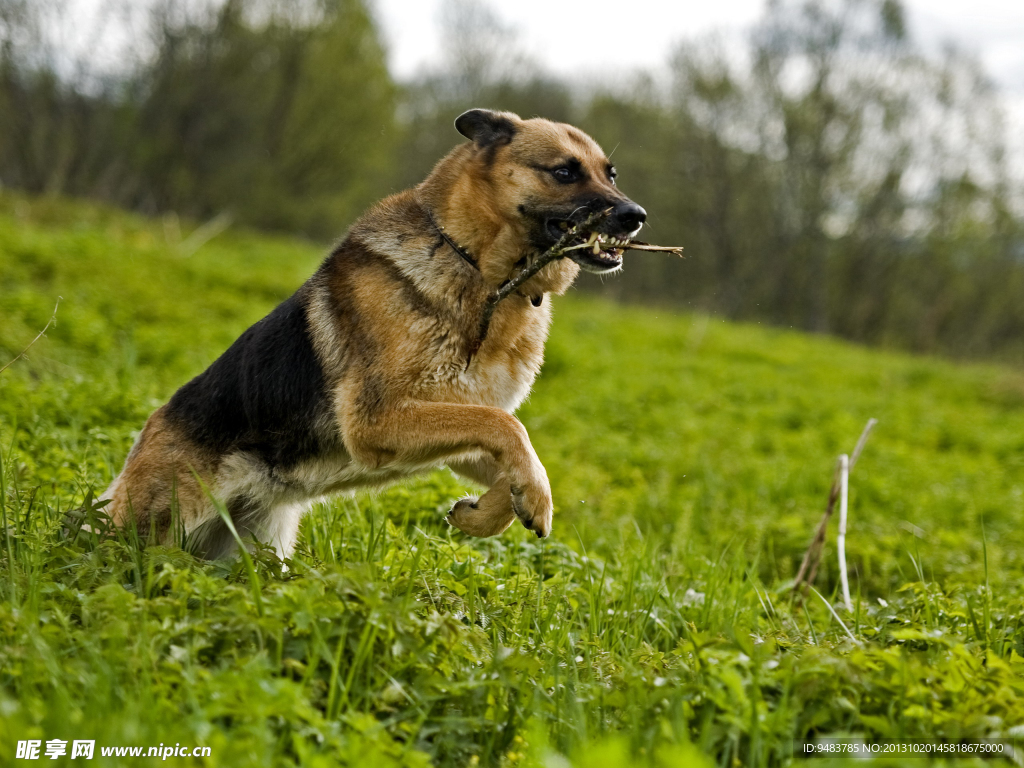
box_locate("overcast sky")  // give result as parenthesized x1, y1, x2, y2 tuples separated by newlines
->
(373, 0, 1024, 93)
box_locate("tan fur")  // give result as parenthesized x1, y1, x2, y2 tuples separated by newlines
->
(104, 408, 213, 541)
(102, 110, 637, 557)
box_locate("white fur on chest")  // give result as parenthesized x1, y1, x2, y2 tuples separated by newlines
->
(411, 308, 548, 413)
(460, 354, 537, 412)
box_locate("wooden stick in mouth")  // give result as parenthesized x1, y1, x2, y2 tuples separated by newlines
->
(559, 237, 685, 258)
(467, 211, 685, 364)
(622, 241, 685, 256)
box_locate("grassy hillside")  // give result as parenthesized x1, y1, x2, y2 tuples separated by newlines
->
(1, 193, 1023, 766)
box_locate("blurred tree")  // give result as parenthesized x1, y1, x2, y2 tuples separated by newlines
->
(1, 0, 1022, 362)
(747, 0, 917, 332)
(131, 0, 397, 235)
(0, 0, 396, 237)
(391, 0, 574, 191)
(0, 0, 138, 198)
(582, 0, 1023, 362)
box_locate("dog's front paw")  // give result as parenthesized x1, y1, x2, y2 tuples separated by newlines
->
(445, 495, 478, 529)
(510, 475, 553, 539)
(446, 492, 516, 538)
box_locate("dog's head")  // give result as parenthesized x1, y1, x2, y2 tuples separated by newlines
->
(434, 109, 646, 281)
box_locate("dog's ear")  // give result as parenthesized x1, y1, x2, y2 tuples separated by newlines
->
(455, 109, 517, 147)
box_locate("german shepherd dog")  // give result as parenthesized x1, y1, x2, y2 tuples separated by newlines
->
(101, 109, 646, 558)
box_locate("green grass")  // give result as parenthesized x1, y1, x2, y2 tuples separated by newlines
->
(1, 191, 1024, 766)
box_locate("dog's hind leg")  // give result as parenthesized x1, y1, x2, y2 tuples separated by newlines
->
(186, 514, 236, 560)
(446, 456, 517, 537)
(256, 501, 306, 559)
(187, 494, 306, 560)
(184, 494, 262, 560)
(103, 406, 217, 547)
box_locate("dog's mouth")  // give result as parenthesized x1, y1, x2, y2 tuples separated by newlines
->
(544, 218, 632, 274)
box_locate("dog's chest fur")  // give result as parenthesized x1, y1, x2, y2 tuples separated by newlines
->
(339, 196, 553, 415)
(407, 298, 549, 413)
(388, 308, 549, 474)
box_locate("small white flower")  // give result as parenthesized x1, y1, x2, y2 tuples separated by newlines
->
(683, 588, 706, 607)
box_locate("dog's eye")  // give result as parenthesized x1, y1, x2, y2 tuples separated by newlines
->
(551, 167, 576, 184)
(608, 167, 617, 186)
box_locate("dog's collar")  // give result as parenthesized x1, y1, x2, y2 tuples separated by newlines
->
(426, 210, 479, 271)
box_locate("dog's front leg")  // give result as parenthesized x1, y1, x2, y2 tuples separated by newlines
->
(342, 401, 553, 537)
(445, 455, 518, 537)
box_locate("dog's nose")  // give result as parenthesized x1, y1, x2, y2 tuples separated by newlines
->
(610, 202, 646, 232)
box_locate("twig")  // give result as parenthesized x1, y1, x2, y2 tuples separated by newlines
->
(621, 241, 685, 256)
(808, 585, 857, 642)
(850, 418, 877, 469)
(468, 208, 612, 362)
(178, 211, 232, 257)
(0, 297, 61, 376)
(837, 453, 851, 611)
(793, 458, 843, 589)
(793, 418, 877, 596)
(467, 213, 685, 362)
(559, 240, 684, 256)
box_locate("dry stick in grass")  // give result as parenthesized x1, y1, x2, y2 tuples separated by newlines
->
(794, 418, 878, 597)
(0, 297, 61, 376)
(178, 211, 233, 258)
(837, 453, 851, 611)
(468, 210, 684, 362)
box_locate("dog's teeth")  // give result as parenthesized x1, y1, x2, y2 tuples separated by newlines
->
(592, 242, 601, 255)
(587, 231, 599, 245)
